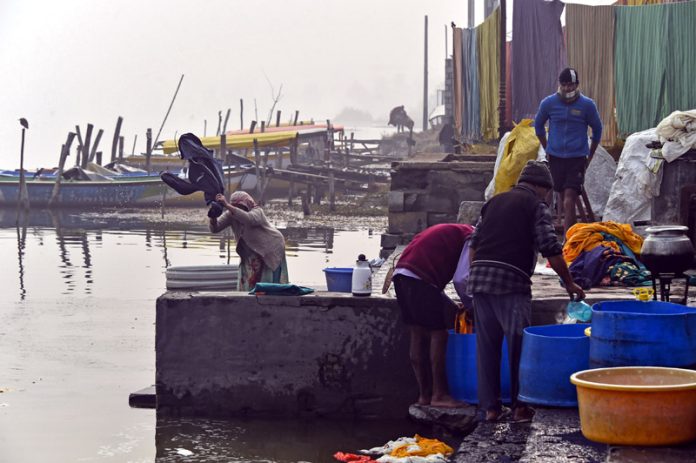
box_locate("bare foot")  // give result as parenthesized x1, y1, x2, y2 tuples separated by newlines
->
(430, 395, 468, 408)
(416, 396, 431, 406)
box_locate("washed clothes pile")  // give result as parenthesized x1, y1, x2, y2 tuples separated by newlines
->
(563, 222, 650, 289)
(334, 435, 453, 463)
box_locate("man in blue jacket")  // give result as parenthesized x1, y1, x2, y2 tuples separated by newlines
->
(534, 68, 603, 233)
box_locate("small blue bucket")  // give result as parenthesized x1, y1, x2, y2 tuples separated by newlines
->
(323, 267, 353, 292)
(446, 331, 511, 404)
(518, 323, 590, 407)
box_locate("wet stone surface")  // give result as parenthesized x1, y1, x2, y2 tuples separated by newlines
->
(408, 404, 478, 435)
(454, 408, 606, 463)
(454, 407, 696, 463)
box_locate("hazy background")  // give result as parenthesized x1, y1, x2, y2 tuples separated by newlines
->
(0, 0, 478, 169)
(0, 0, 612, 170)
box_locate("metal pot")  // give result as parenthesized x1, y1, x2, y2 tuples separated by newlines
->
(640, 225, 695, 275)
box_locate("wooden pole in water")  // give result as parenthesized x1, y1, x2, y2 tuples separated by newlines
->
(260, 121, 266, 133)
(131, 134, 137, 156)
(111, 116, 123, 163)
(81, 124, 93, 169)
(249, 120, 257, 134)
(74, 126, 83, 167)
(153, 74, 184, 149)
(253, 139, 261, 197)
(17, 121, 30, 211)
(88, 128, 104, 164)
(329, 170, 336, 212)
(275, 110, 281, 127)
(204, 119, 207, 137)
(96, 151, 102, 165)
(49, 132, 76, 207)
(145, 128, 153, 174)
(293, 110, 299, 126)
(222, 108, 231, 133)
(240, 99, 244, 131)
(118, 136, 124, 161)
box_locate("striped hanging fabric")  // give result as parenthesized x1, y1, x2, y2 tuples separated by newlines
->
(566, 4, 617, 146)
(615, 1, 696, 135)
(453, 27, 464, 135)
(477, 8, 500, 141)
(511, 0, 566, 122)
(461, 27, 481, 142)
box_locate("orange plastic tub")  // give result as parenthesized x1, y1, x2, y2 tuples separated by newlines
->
(570, 367, 696, 446)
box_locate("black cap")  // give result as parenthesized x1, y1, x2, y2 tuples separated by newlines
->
(559, 67, 579, 84)
(518, 160, 554, 189)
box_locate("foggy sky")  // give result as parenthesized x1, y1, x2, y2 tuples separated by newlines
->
(1, 0, 610, 169)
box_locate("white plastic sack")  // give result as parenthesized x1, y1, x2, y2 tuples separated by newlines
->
(655, 109, 696, 162)
(603, 128, 663, 224)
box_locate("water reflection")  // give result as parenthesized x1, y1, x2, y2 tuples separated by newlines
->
(154, 416, 459, 463)
(0, 208, 376, 302)
(16, 216, 27, 301)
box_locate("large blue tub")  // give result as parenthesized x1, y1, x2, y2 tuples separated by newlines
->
(446, 331, 511, 404)
(590, 300, 696, 368)
(518, 324, 590, 407)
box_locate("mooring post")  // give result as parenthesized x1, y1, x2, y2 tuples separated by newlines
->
(329, 170, 336, 212)
(111, 116, 123, 163)
(293, 110, 299, 126)
(261, 121, 266, 133)
(240, 99, 244, 131)
(118, 136, 124, 161)
(145, 128, 153, 174)
(275, 110, 281, 127)
(17, 121, 30, 211)
(88, 129, 104, 164)
(254, 139, 261, 197)
(81, 124, 93, 169)
(49, 132, 76, 207)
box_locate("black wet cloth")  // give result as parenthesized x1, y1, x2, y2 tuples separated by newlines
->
(160, 133, 225, 218)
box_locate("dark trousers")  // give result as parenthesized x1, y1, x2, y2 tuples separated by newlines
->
(473, 292, 531, 411)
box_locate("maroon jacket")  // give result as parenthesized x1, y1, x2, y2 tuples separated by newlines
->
(396, 223, 474, 290)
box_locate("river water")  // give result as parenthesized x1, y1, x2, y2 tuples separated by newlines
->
(0, 206, 453, 463)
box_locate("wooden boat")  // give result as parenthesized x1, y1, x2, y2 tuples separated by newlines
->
(0, 167, 275, 208)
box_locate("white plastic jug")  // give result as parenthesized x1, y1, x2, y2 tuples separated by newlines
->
(351, 254, 372, 296)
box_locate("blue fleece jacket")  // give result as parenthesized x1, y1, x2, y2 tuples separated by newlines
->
(534, 93, 603, 158)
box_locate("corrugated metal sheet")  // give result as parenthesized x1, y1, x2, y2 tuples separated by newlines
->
(566, 4, 617, 145)
(477, 8, 500, 141)
(511, 0, 566, 122)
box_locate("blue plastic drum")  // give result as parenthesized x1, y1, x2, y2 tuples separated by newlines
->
(518, 324, 590, 407)
(446, 331, 511, 404)
(590, 300, 696, 368)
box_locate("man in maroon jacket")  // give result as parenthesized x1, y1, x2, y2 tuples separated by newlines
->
(393, 223, 474, 408)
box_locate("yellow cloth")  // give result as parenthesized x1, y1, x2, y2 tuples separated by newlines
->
(390, 435, 453, 458)
(477, 8, 500, 141)
(494, 119, 540, 195)
(563, 221, 644, 264)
